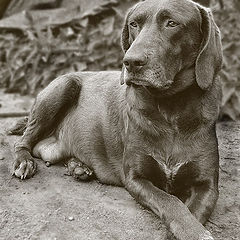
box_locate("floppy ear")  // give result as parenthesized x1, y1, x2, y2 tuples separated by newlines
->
(195, 6, 223, 90)
(120, 66, 126, 85)
(121, 5, 137, 53)
(120, 5, 138, 85)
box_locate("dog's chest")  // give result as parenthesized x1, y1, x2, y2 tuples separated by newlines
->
(149, 141, 187, 178)
(147, 133, 198, 194)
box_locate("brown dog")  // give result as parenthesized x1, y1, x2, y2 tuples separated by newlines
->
(12, 0, 222, 239)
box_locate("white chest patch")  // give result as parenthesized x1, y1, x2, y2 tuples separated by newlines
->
(149, 152, 189, 180)
(158, 161, 184, 179)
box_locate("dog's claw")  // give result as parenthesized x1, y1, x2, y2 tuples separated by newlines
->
(13, 156, 37, 179)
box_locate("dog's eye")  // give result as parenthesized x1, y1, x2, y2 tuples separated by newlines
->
(129, 21, 138, 28)
(166, 20, 179, 28)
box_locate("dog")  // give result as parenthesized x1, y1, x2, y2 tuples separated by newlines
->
(12, 0, 223, 239)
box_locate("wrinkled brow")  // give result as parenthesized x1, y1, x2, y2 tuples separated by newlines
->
(129, 11, 149, 24)
(156, 8, 197, 26)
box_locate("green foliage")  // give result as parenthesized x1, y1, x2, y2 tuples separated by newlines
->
(0, 0, 239, 120)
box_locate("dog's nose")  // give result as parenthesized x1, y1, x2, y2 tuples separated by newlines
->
(123, 54, 147, 72)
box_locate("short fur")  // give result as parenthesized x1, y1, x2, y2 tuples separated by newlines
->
(13, 0, 222, 239)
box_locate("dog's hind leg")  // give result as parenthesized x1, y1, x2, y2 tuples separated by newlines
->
(13, 73, 81, 179)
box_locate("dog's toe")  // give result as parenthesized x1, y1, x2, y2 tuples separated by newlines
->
(73, 166, 92, 181)
(67, 158, 93, 181)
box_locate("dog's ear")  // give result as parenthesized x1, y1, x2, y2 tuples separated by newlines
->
(121, 5, 137, 53)
(120, 66, 126, 85)
(120, 4, 138, 85)
(195, 6, 223, 90)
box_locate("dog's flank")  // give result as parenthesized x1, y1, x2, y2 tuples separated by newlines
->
(12, 0, 222, 239)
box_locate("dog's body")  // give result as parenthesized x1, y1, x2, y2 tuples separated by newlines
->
(12, 0, 223, 239)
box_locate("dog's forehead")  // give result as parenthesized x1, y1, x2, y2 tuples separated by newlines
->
(130, 0, 200, 25)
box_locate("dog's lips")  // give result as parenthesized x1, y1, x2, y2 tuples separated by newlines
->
(125, 77, 172, 91)
(126, 78, 151, 87)
(124, 71, 173, 89)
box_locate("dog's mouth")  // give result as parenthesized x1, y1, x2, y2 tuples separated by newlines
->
(125, 78, 151, 87)
(126, 77, 175, 98)
(125, 73, 173, 89)
(124, 67, 174, 89)
(126, 78, 172, 91)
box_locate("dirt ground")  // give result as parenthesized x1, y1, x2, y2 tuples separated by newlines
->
(0, 91, 239, 240)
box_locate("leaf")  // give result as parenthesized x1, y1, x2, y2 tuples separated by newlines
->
(99, 16, 115, 36)
(73, 62, 87, 71)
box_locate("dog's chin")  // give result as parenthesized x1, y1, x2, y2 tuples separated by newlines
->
(125, 78, 173, 96)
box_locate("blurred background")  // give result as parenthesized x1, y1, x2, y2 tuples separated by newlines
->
(0, 0, 239, 120)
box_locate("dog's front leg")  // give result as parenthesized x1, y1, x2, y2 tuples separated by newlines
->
(123, 154, 214, 240)
(186, 151, 219, 225)
(187, 179, 219, 225)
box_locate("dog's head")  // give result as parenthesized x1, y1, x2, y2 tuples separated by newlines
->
(120, 0, 222, 95)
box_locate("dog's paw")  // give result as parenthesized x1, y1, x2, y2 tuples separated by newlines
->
(67, 158, 93, 181)
(169, 217, 214, 240)
(12, 152, 37, 179)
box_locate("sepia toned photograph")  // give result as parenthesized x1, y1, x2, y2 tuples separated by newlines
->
(0, 0, 239, 239)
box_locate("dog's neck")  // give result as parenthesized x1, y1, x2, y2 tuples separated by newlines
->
(125, 70, 204, 113)
(156, 83, 203, 111)
(125, 78, 207, 137)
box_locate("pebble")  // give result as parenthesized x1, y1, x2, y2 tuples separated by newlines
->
(68, 216, 74, 221)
